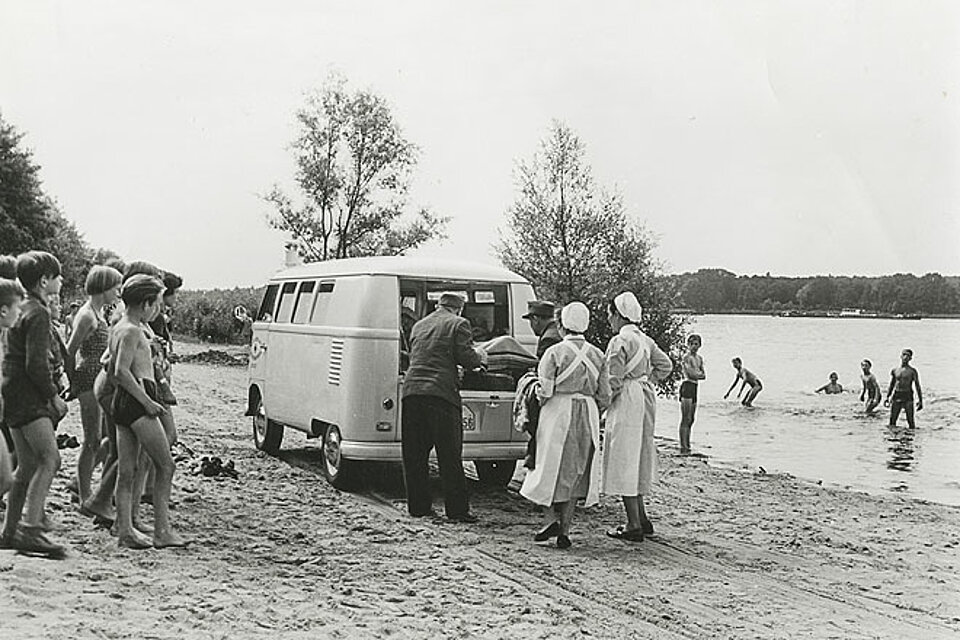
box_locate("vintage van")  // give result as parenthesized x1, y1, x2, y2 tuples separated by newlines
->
(245, 256, 539, 488)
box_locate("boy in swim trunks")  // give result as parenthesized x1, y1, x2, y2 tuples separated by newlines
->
(884, 349, 922, 428)
(724, 357, 762, 407)
(859, 360, 881, 414)
(110, 274, 185, 549)
(678, 334, 705, 454)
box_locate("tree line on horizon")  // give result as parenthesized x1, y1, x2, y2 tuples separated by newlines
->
(669, 268, 960, 315)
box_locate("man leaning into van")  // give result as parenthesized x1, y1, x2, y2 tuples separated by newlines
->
(401, 292, 487, 522)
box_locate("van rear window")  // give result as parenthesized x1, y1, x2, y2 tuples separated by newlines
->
(257, 284, 280, 322)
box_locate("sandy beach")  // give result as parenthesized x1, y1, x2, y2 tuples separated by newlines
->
(2, 345, 958, 639)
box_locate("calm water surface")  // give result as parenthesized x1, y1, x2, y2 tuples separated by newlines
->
(653, 315, 960, 506)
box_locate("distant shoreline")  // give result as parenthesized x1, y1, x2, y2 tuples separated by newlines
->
(672, 309, 960, 319)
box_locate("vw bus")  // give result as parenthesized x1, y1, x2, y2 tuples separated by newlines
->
(245, 256, 539, 488)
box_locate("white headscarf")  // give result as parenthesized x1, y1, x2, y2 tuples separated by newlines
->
(614, 291, 642, 323)
(561, 301, 590, 333)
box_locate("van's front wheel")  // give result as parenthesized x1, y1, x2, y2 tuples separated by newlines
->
(321, 424, 355, 489)
(252, 397, 283, 455)
(475, 460, 517, 487)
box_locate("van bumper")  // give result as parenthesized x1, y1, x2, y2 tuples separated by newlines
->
(340, 441, 527, 462)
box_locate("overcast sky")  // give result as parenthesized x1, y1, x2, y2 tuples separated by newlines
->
(2, 1, 957, 289)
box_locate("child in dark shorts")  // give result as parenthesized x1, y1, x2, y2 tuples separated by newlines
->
(110, 274, 185, 549)
(0, 251, 69, 558)
(678, 334, 705, 455)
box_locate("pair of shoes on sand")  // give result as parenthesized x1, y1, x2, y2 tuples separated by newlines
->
(56, 434, 79, 450)
(198, 456, 238, 479)
(0, 524, 66, 559)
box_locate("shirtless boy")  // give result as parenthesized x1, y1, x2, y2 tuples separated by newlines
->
(678, 334, 705, 454)
(815, 372, 843, 394)
(111, 274, 185, 549)
(724, 357, 762, 407)
(859, 360, 882, 414)
(884, 349, 922, 428)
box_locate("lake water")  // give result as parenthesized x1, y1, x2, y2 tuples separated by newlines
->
(653, 315, 960, 506)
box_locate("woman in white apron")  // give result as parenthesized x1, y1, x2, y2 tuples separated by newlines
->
(520, 302, 611, 549)
(602, 292, 673, 542)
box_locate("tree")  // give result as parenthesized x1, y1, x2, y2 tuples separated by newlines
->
(496, 121, 687, 392)
(0, 113, 94, 297)
(265, 75, 448, 261)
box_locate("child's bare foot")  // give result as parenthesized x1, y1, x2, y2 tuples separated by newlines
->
(118, 530, 153, 549)
(153, 529, 187, 548)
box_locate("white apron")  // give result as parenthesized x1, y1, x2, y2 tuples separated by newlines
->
(520, 342, 602, 507)
(601, 334, 658, 497)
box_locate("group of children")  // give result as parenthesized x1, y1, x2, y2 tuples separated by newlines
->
(0, 251, 185, 558)
(676, 335, 925, 456)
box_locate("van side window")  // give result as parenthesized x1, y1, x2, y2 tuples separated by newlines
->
(291, 281, 316, 324)
(257, 284, 280, 322)
(275, 282, 298, 323)
(309, 281, 336, 325)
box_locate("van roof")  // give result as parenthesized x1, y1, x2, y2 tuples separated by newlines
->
(271, 256, 531, 283)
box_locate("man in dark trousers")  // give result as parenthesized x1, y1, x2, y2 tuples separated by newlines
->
(402, 292, 486, 522)
(521, 300, 562, 468)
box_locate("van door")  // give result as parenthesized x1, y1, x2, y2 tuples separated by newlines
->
(264, 280, 311, 426)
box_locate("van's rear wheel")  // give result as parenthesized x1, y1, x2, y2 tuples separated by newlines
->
(321, 424, 355, 489)
(475, 460, 517, 487)
(252, 397, 283, 455)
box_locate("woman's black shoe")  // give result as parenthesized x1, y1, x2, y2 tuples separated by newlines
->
(533, 521, 560, 542)
(556, 534, 571, 549)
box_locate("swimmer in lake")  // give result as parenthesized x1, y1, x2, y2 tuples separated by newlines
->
(815, 372, 843, 394)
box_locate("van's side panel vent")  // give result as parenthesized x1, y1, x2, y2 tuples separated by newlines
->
(328, 339, 344, 385)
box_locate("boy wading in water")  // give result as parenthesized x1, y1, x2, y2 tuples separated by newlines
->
(111, 275, 185, 549)
(678, 334, 705, 455)
(859, 359, 882, 414)
(885, 349, 922, 429)
(724, 357, 762, 407)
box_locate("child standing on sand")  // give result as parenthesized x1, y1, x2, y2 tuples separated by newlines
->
(678, 334, 705, 455)
(885, 349, 922, 428)
(724, 357, 762, 407)
(111, 275, 185, 549)
(0, 251, 69, 558)
(859, 360, 881, 414)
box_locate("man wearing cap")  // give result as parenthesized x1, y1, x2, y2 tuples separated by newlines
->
(519, 300, 562, 470)
(401, 292, 486, 523)
(523, 300, 562, 359)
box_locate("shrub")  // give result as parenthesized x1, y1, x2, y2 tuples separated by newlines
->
(171, 287, 264, 344)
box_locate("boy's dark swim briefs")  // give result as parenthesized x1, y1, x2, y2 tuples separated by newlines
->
(112, 379, 159, 428)
(679, 380, 699, 402)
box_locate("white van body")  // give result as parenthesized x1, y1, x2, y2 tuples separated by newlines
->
(245, 256, 538, 487)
